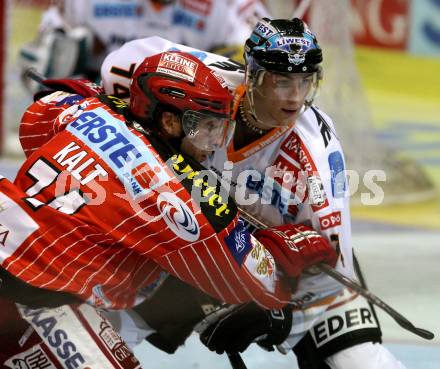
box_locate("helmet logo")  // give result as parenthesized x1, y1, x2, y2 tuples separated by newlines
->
(276, 37, 311, 48)
(156, 52, 199, 82)
(255, 21, 276, 38)
(288, 52, 305, 65)
(210, 70, 227, 88)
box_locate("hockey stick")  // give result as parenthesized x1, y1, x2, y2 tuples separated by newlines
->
(23, 67, 45, 85)
(227, 353, 247, 369)
(194, 304, 248, 369)
(237, 206, 435, 341)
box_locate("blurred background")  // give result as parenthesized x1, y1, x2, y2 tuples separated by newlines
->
(0, 0, 439, 368)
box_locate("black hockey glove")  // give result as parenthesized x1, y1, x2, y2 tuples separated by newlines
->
(199, 302, 292, 354)
(135, 275, 222, 354)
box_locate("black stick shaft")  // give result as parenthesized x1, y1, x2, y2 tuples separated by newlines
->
(23, 68, 45, 84)
(317, 263, 433, 340)
(227, 353, 247, 369)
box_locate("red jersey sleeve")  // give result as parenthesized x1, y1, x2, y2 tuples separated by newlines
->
(20, 91, 87, 157)
(4, 93, 291, 309)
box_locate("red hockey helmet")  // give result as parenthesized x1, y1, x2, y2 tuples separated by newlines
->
(130, 51, 234, 150)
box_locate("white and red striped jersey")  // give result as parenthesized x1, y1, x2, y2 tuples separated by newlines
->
(0, 91, 292, 310)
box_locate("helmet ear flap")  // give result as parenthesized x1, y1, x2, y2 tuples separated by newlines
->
(316, 65, 323, 82)
(129, 71, 157, 122)
(256, 71, 265, 87)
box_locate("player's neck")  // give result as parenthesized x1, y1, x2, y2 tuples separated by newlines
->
(234, 100, 269, 150)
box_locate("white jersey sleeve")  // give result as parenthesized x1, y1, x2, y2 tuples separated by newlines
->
(208, 0, 270, 47)
(290, 106, 354, 304)
(38, 5, 67, 33)
(101, 36, 245, 99)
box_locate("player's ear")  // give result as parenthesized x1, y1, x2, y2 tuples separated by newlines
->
(159, 111, 182, 138)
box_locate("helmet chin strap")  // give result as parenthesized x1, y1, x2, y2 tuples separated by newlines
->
(244, 71, 278, 131)
(304, 68, 322, 107)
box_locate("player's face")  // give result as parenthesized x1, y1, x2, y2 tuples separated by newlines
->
(252, 72, 314, 127)
(182, 110, 232, 151)
(180, 137, 212, 162)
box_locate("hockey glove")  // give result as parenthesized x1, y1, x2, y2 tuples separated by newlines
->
(34, 78, 104, 102)
(254, 224, 338, 278)
(135, 275, 222, 354)
(199, 302, 292, 354)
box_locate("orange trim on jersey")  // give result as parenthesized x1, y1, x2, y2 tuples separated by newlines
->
(291, 289, 359, 312)
(228, 85, 292, 163)
(291, 295, 338, 311)
(151, 2, 166, 11)
(327, 290, 359, 311)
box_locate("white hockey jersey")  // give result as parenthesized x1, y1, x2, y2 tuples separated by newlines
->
(101, 36, 355, 340)
(56, 0, 269, 53)
(207, 89, 354, 305)
(101, 35, 246, 99)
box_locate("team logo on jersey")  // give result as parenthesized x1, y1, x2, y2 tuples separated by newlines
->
(98, 319, 139, 368)
(91, 284, 112, 308)
(94, 4, 143, 18)
(3, 345, 55, 369)
(307, 176, 326, 205)
(328, 151, 346, 198)
(233, 220, 249, 254)
(250, 237, 275, 277)
(224, 220, 252, 266)
(56, 93, 84, 107)
(157, 52, 199, 82)
(19, 306, 86, 367)
(288, 52, 306, 65)
(310, 289, 379, 347)
(319, 211, 342, 230)
(157, 192, 200, 242)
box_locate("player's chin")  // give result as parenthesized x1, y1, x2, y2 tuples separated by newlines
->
(193, 151, 211, 162)
(281, 107, 300, 118)
(273, 110, 298, 126)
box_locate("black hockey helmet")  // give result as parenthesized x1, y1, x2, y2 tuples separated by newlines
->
(244, 17, 323, 75)
(242, 17, 323, 117)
